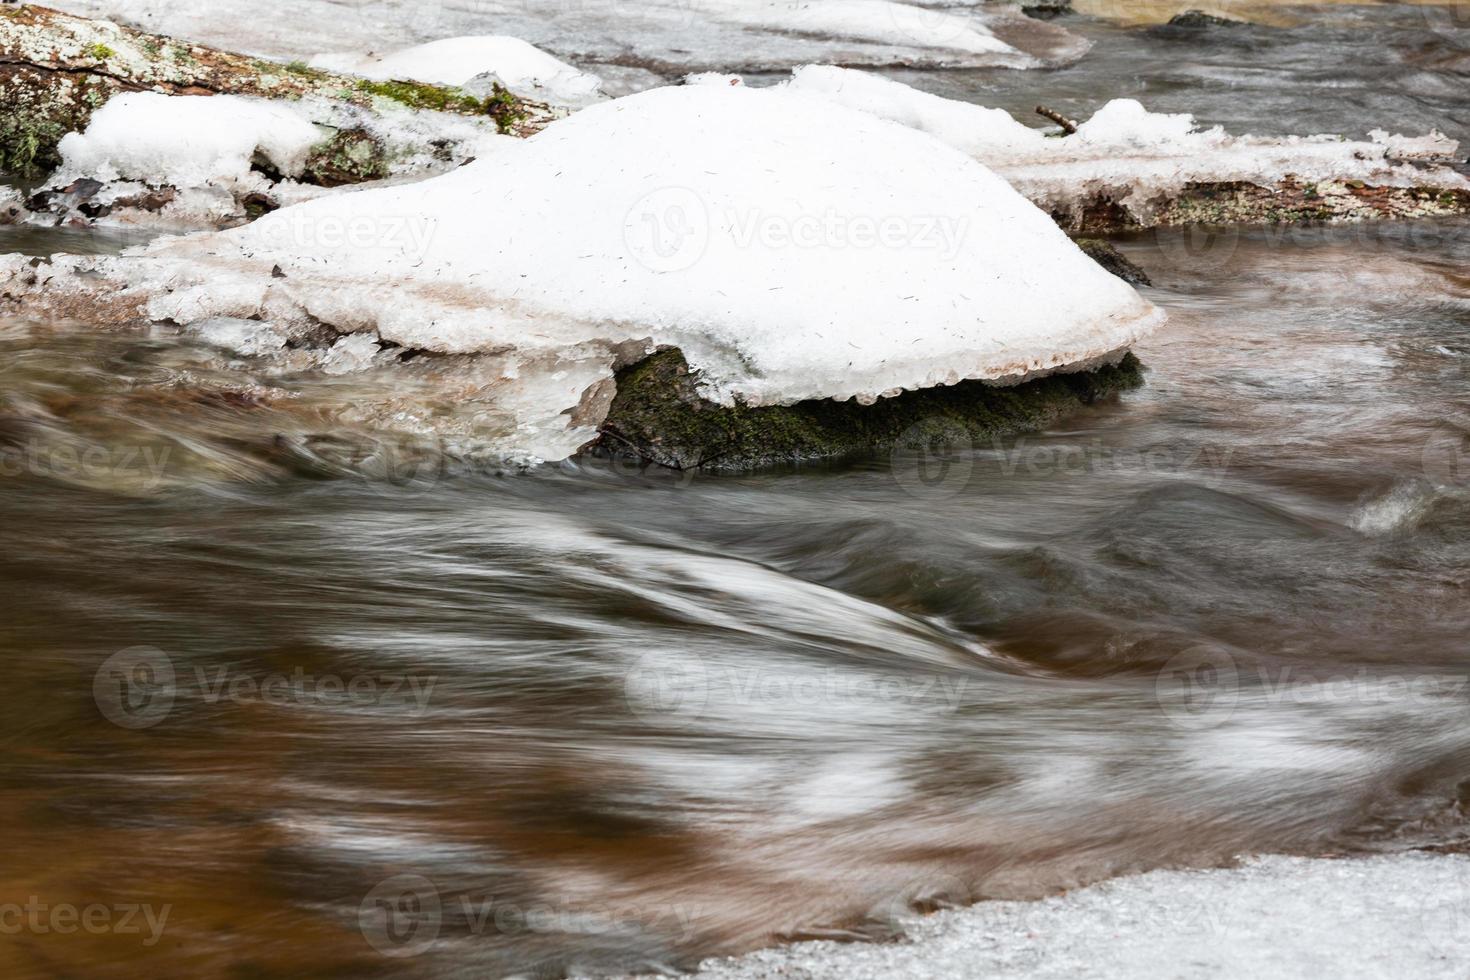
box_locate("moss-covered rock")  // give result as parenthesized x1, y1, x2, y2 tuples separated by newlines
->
(1074, 238, 1152, 286)
(594, 348, 1145, 471)
(301, 128, 390, 187)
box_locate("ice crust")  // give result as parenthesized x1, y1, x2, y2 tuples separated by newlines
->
(309, 35, 606, 107)
(780, 66, 1470, 219)
(650, 852, 1470, 980)
(4, 84, 1162, 461)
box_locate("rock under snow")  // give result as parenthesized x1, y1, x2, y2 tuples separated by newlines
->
(2, 83, 1163, 461)
(779, 66, 1470, 227)
(310, 36, 605, 107)
(26, 91, 515, 231)
(58, 92, 323, 186)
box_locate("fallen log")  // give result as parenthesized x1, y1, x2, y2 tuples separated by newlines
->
(0, 3, 555, 177)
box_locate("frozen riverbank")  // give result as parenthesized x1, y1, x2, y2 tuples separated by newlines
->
(644, 852, 1470, 980)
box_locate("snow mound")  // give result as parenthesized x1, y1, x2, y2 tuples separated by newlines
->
(310, 35, 605, 107)
(7, 84, 1163, 461)
(780, 67, 1470, 223)
(57, 92, 322, 187)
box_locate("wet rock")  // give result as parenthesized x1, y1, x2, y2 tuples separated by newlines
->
(1165, 10, 1249, 29)
(593, 347, 1145, 472)
(1022, 0, 1072, 21)
(1073, 238, 1152, 286)
(300, 128, 389, 187)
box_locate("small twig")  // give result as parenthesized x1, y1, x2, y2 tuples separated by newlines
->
(1035, 104, 1078, 135)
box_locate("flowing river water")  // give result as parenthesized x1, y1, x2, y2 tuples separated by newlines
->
(3, 5, 1470, 978)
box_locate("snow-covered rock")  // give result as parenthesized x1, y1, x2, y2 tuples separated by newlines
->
(780, 66, 1470, 226)
(310, 36, 605, 107)
(2, 83, 1163, 461)
(26, 91, 515, 231)
(58, 92, 323, 186)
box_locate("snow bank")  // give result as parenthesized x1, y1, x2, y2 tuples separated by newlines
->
(5, 84, 1162, 461)
(656, 852, 1470, 980)
(57, 92, 322, 187)
(780, 67, 1470, 223)
(310, 35, 605, 107)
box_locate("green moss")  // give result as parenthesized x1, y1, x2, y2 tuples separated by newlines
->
(356, 77, 483, 114)
(85, 43, 116, 60)
(285, 60, 315, 76)
(301, 128, 389, 187)
(483, 83, 527, 134)
(355, 78, 527, 132)
(596, 348, 1146, 471)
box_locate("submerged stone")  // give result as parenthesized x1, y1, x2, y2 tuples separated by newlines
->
(594, 348, 1145, 472)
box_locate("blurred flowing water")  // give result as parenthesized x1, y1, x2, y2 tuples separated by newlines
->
(4, 8, 1470, 980)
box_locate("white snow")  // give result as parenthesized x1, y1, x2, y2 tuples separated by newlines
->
(648, 852, 1470, 980)
(5, 83, 1162, 462)
(56, 92, 323, 187)
(778, 67, 1470, 222)
(309, 35, 605, 107)
(780, 64, 1047, 157)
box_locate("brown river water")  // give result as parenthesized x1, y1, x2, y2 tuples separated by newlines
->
(4, 6, 1470, 979)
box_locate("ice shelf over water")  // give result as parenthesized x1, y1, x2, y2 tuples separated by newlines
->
(776, 66, 1470, 222)
(1, 84, 1163, 462)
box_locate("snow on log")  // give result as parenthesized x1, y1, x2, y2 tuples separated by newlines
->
(0, 3, 554, 179)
